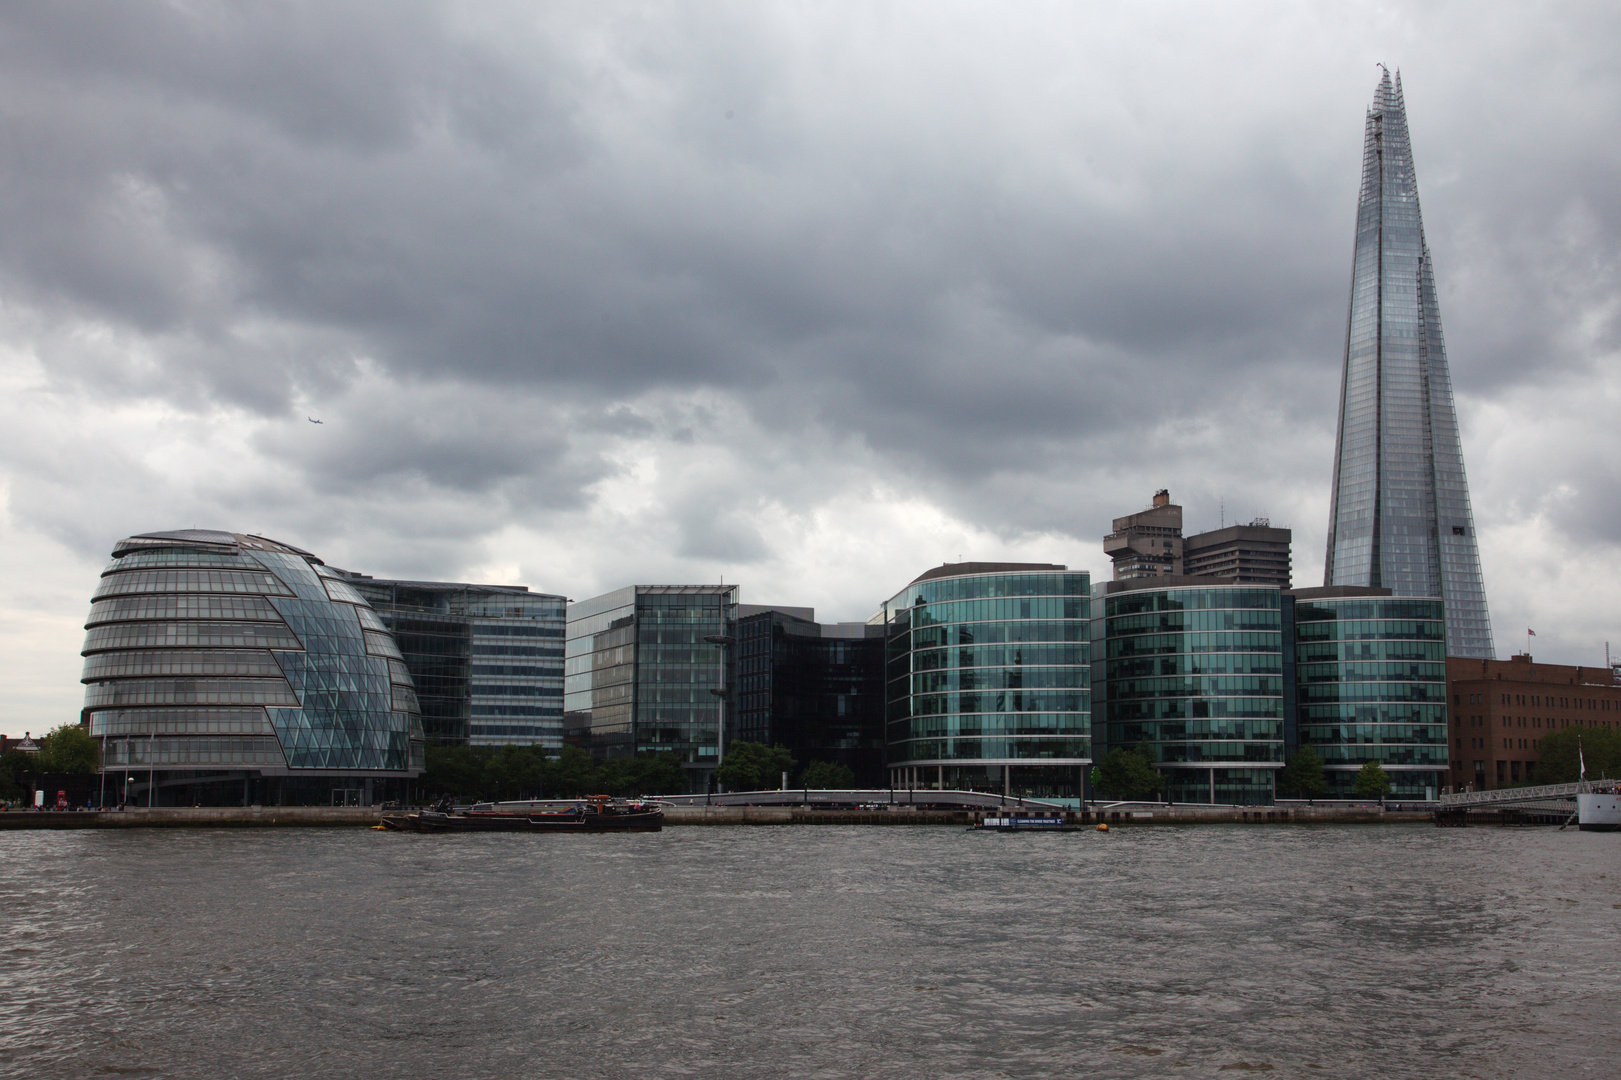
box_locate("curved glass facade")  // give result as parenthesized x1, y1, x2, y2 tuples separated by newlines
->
(880, 566, 1090, 799)
(80, 530, 425, 806)
(1293, 595, 1448, 798)
(1096, 584, 1284, 805)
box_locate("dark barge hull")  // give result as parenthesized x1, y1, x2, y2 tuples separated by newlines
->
(380, 809, 663, 833)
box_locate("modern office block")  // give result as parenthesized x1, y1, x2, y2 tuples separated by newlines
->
(877, 563, 1091, 799)
(1322, 69, 1493, 658)
(1291, 586, 1449, 798)
(80, 530, 424, 806)
(1094, 577, 1286, 804)
(735, 605, 885, 786)
(1106, 491, 1291, 587)
(565, 585, 736, 791)
(1182, 522, 1292, 588)
(341, 577, 566, 748)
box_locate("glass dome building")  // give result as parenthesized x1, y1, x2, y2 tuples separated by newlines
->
(81, 530, 425, 806)
(877, 563, 1091, 799)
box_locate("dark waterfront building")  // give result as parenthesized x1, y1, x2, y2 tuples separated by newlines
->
(1291, 586, 1448, 798)
(341, 576, 565, 748)
(1106, 490, 1291, 587)
(878, 563, 1091, 799)
(1322, 69, 1493, 659)
(1445, 654, 1621, 791)
(564, 585, 736, 791)
(1094, 577, 1286, 805)
(735, 605, 886, 786)
(80, 530, 424, 806)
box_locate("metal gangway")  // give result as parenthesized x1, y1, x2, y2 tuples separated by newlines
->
(1438, 779, 1617, 817)
(652, 788, 1068, 811)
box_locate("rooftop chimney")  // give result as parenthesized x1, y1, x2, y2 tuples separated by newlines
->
(1152, 489, 1170, 508)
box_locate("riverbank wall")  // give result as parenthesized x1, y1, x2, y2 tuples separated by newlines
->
(0, 804, 1432, 829)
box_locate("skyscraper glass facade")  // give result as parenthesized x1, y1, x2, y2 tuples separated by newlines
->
(344, 578, 566, 748)
(80, 530, 423, 805)
(1292, 592, 1449, 798)
(1323, 69, 1493, 659)
(565, 585, 736, 790)
(879, 564, 1090, 799)
(1095, 582, 1285, 805)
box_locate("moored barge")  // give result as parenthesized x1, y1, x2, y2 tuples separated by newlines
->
(381, 795, 663, 833)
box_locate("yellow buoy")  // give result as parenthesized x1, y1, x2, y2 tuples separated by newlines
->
(1096, 822, 1109, 832)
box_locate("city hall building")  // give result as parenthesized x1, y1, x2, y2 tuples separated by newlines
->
(80, 530, 424, 806)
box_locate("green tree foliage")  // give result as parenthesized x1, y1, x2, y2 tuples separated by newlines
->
(0, 749, 31, 801)
(713, 741, 795, 791)
(36, 724, 100, 774)
(1276, 745, 1329, 799)
(418, 744, 690, 802)
(1352, 760, 1393, 799)
(1093, 745, 1162, 800)
(1535, 726, 1621, 784)
(799, 760, 856, 789)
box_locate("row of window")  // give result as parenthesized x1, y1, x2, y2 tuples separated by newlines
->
(92, 569, 293, 599)
(1102, 589, 1281, 616)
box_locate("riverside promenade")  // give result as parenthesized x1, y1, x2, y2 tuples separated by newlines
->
(0, 803, 1430, 829)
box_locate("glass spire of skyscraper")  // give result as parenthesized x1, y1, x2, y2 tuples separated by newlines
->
(1323, 68, 1495, 659)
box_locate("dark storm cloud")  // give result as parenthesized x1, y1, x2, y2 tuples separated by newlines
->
(2, 1, 1619, 607)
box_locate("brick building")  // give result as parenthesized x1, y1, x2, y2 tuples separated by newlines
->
(1446, 654, 1621, 790)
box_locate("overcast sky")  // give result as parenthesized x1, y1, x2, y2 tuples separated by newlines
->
(3, 1, 1619, 731)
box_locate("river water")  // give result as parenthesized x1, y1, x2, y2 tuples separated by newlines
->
(1, 824, 1616, 1079)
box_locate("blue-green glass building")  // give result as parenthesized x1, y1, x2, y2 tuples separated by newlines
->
(1094, 578, 1285, 804)
(877, 563, 1091, 799)
(80, 530, 424, 806)
(1290, 586, 1448, 799)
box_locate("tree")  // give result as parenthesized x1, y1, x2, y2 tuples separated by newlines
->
(0, 749, 31, 802)
(1535, 726, 1621, 784)
(714, 741, 795, 791)
(1276, 746, 1329, 800)
(599, 752, 688, 796)
(35, 725, 99, 774)
(1352, 760, 1393, 799)
(542, 746, 601, 798)
(800, 760, 855, 789)
(1093, 745, 1162, 800)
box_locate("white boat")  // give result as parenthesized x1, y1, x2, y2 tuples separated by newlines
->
(1577, 791, 1621, 832)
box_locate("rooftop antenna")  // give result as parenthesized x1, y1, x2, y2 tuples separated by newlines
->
(1219, 499, 1224, 530)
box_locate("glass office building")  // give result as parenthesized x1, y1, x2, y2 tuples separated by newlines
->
(735, 606, 886, 786)
(564, 585, 736, 791)
(343, 577, 566, 748)
(878, 563, 1090, 799)
(1094, 579, 1285, 804)
(1291, 588, 1449, 798)
(80, 530, 424, 806)
(1323, 69, 1493, 658)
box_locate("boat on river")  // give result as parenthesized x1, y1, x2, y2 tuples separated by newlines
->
(380, 795, 663, 833)
(1577, 789, 1621, 832)
(971, 814, 1086, 832)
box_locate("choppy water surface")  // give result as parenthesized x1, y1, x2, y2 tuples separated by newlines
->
(1, 823, 1617, 1079)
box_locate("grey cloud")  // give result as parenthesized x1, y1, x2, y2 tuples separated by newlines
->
(1, 1, 1619, 668)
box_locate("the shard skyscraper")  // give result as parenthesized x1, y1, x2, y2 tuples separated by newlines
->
(1323, 69, 1495, 659)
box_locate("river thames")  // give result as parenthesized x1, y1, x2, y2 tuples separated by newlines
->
(1, 823, 1616, 1079)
